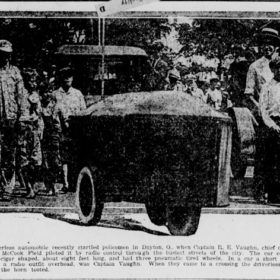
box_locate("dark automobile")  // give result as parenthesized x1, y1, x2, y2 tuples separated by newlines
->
(58, 45, 232, 236)
(56, 44, 151, 104)
(69, 92, 232, 236)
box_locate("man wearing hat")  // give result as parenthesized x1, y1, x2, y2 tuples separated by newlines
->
(244, 28, 280, 114)
(259, 56, 280, 202)
(52, 67, 86, 193)
(244, 28, 280, 202)
(0, 40, 26, 200)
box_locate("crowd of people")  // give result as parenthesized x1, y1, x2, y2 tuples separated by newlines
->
(148, 37, 259, 111)
(148, 27, 280, 204)
(0, 39, 86, 200)
(2, 24, 280, 203)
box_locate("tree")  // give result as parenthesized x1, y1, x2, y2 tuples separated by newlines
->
(104, 18, 170, 51)
(178, 19, 269, 55)
(0, 18, 172, 69)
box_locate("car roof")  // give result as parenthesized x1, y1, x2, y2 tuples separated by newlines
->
(56, 45, 148, 57)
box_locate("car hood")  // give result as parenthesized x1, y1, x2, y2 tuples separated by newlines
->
(77, 91, 231, 122)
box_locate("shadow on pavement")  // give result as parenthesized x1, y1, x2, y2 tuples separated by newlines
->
(43, 213, 169, 236)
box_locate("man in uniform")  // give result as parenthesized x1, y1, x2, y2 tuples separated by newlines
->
(244, 28, 280, 116)
(244, 27, 280, 202)
(0, 40, 25, 200)
(259, 57, 280, 202)
(52, 67, 86, 193)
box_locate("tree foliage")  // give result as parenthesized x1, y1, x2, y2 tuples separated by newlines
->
(105, 18, 170, 50)
(178, 19, 269, 55)
(0, 17, 274, 69)
(0, 18, 170, 69)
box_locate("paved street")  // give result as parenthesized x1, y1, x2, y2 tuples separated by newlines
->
(1, 176, 280, 216)
(0, 175, 280, 279)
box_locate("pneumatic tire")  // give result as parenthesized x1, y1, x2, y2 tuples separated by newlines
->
(166, 203, 201, 236)
(75, 166, 103, 225)
(145, 200, 166, 226)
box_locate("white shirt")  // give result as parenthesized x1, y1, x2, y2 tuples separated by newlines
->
(244, 56, 273, 101)
(53, 87, 86, 120)
(260, 79, 280, 129)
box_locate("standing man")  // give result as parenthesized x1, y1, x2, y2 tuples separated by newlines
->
(17, 68, 43, 198)
(228, 46, 251, 107)
(53, 67, 86, 193)
(244, 28, 280, 202)
(0, 40, 25, 200)
(244, 28, 280, 116)
(259, 57, 280, 202)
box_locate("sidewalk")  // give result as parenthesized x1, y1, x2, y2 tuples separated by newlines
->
(204, 196, 280, 214)
(105, 197, 280, 215)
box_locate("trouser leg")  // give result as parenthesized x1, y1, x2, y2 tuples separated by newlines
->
(44, 150, 60, 196)
(42, 132, 61, 196)
(1, 120, 17, 192)
(61, 163, 69, 193)
(44, 169, 56, 196)
(263, 130, 280, 202)
(60, 135, 70, 193)
(17, 165, 35, 198)
(253, 125, 267, 200)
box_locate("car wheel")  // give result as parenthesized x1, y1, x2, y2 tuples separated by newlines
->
(166, 203, 201, 236)
(145, 201, 166, 226)
(75, 166, 103, 225)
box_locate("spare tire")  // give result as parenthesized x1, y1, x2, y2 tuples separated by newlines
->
(227, 107, 256, 178)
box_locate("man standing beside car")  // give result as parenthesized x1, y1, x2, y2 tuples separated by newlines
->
(52, 67, 86, 193)
(259, 57, 280, 203)
(244, 28, 279, 116)
(244, 27, 280, 202)
(0, 40, 26, 200)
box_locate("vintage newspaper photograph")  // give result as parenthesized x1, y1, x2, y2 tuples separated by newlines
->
(1, 0, 280, 278)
